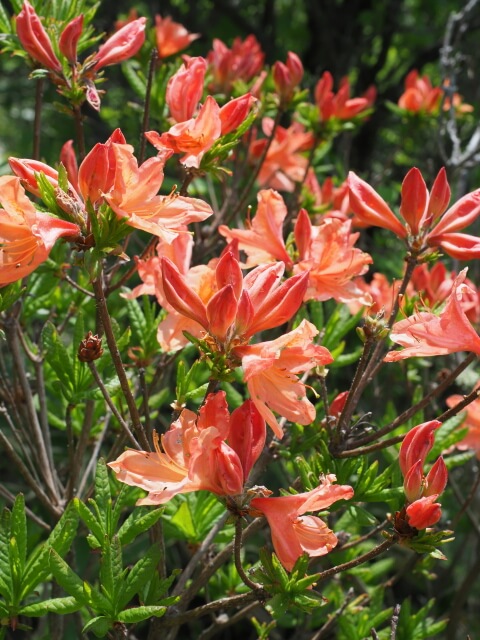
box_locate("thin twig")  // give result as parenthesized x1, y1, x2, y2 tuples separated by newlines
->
(316, 536, 397, 583)
(162, 593, 260, 627)
(92, 271, 149, 450)
(5, 320, 59, 504)
(0, 429, 62, 518)
(346, 352, 477, 450)
(88, 361, 140, 449)
(138, 48, 158, 165)
(234, 518, 264, 592)
(0, 484, 51, 531)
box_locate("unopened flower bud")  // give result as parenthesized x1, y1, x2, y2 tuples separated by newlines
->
(78, 331, 104, 362)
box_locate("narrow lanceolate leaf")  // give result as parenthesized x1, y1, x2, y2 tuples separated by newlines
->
(21, 501, 79, 599)
(82, 615, 112, 637)
(117, 544, 162, 610)
(49, 550, 89, 606)
(99, 535, 124, 603)
(111, 483, 133, 533)
(117, 507, 164, 546)
(10, 495, 26, 574)
(73, 498, 105, 546)
(117, 605, 166, 624)
(19, 597, 81, 616)
(94, 459, 112, 534)
(0, 509, 12, 598)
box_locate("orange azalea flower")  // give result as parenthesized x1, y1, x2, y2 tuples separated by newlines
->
(384, 269, 480, 362)
(409, 262, 480, 324)
(16, 1, 62, 73)
(348, 167, 480, 258)
(294, 213, 372, 304)
(314, 72, 372, 122)
(219, 189, 293, 268)
(304, 170, 351, 221)
(105, 142, 212, 240)
(272, 51, 303, 105)
(235, 319, 333, 437)
(250, 474, 354, 571)
(398, 70, 443, 114)
(0, 175, 79, 286)
(92, 17, 146, 70)
(446, 389, 480, 459)
(207, 35, 264, 93)
(166, 56, 207, 123)
(249, 119, 314, 192)
(155, 15, 200, 60)
(108, 392, 265, 504)
(347, 273, 401, 317)
(161, 249, 308, 351)
(399, 421, 448, 530)
(220, 190, 371, 304)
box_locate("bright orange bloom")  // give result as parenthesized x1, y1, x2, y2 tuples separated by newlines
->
(161, 249, 308, 351)
(220, 190, 371, 304)
(148, 94, 254, 168)
(249, 119, 314, 192)
(108, 392, 265, 504)
(398, 70, 443, 114)
(59, 15, 83, 65)
(147, 96, 221, 168)
(399, 421, 448, 530)
(0, 176, 79, 286)
(250, 474, 354, 571)
(155, 15, 200, 59)
(348, 167, 480, 258)
(166, 56, 207, 123)
(272, 52, 303, 104)
(93, 17, 146, 70)
(384, 269, 480, 362)
(409, 262, 480, 324)
(293, 212, 372, 304)
(235, 319, 333, 437)
(446, 389, 480, 459)
(16, 1, 62, 73)
(314, 72, 372, 122)
(219, 189, 293, 268)
(347, 273, 401, 317)
(105, 142, 212, 240)
(207, 35, 264, 93)
(304, 170, 351, 221)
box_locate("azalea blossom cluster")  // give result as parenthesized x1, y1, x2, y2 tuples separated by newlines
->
(3, 1, 480, 606)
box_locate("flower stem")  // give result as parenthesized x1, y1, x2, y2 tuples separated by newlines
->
(316, 536, 397, 583)
(138, 47, 158, 165)
(92, 270, 150, 450)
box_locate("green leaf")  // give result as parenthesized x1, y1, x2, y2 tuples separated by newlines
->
(117, 605, 166, 623)
(19, 596, 81, 616)
(49, 550, 89, 606)
(117, 507, 164, 546)
(10, 495, 26, 574)
(21, 501, 79, 599)
(99, 535, 123, 604)
(0, 281, 25, 313)
(0, 509, 12, 599)
(82, 615, 112, 638)
(73, 498, 105, 546)
(116, 544, 162, 610)
(94, 459, 112, 534)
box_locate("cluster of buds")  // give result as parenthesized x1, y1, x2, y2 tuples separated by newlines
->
(395, 421, 448, 533)
(15, 1, 146, 110)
